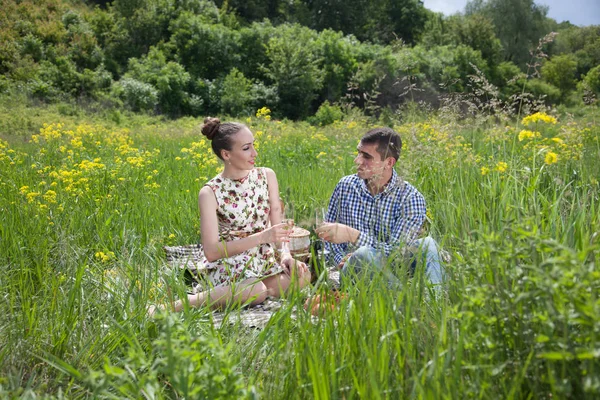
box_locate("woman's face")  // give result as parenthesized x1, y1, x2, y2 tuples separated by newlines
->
(222, 127, 257, 170)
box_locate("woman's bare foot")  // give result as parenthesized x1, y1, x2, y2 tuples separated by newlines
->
(147, 304, 165, 317)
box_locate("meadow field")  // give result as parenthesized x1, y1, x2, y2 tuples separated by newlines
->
(0, 99, 599, 398)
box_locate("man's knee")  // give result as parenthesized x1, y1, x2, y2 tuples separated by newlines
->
(346, 246, 381, 269)
(414, 236, 439, 254)
(342, 246, 383, 281)
(411, 236, 445, 284)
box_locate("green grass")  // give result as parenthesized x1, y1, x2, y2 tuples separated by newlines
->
(0, 98, 599, 398)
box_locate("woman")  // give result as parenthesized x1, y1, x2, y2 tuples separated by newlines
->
(151, 117, 310, 314)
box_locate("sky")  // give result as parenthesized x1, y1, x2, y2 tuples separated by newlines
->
(422, 0, 600, 26)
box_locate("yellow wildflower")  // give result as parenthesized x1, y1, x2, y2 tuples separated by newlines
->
(256, 107, 271, 121)
(26, 192, 41, 203)
(95, 251, 115, 263)
(518, 130, 539, 142)
(522, 112, 558, 126)
(43, 190, 57, 203)
(495, 162, 508, 173)
(544, 151, 558, 165)
(481, 166, 490, 176)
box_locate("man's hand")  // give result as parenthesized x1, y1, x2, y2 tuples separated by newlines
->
(315, 222, 359, 244)
(336, 252, 353, 270)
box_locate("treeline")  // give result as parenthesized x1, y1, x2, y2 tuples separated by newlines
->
(0, 0, 598, 121)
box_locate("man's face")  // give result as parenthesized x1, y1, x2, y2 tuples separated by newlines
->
(354, 142, 388, 180)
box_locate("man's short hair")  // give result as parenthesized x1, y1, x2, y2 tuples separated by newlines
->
(361, 127, 402, 161)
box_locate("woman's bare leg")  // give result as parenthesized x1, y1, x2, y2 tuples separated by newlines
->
(262, 264, 312, 298)
(148, 279, 268, 315)
(148, 267, 311, 317)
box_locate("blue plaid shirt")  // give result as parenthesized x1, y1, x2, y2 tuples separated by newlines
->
(325, 170, 426, 265)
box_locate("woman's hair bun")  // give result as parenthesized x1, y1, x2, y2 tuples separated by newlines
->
(201, 117, 221, 140)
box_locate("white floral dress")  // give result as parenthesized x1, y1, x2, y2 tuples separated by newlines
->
(196, 167, 284, 287)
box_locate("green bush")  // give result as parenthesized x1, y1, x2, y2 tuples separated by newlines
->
(493, 61, 522, 87)
(523, 78, 562, 104)
(27, 79, 61, 102)
(125, 47, 192, 115)
(116, 78, 159, 112)
(582, 65, 600, 96)
(0, 76, 10, 94)
(19, 34, 44, 62)
(36, 58, 82, 96)
(410, 44, 487, 93)
(308, 100, 344, 126)
(249, 82, 279, 112)
(541, 54, 578, 98)
(220, 68, 253, 116)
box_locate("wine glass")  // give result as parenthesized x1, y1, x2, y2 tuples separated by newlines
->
(314, 207, 327, 264)
(314, 207, 327, 230)
(281, 210, 294, 255)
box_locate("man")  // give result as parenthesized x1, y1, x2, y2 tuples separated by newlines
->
(315, 127, 444, 287)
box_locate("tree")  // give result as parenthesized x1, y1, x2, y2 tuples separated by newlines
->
(304, 0, 427, 44)
(421, 13, 502, 66)
(466, 0, 551, 68)
(541, 54, 577, 98)
(220, 68, 253, 115)
(169, 12, 240, 80)
(263, 24, 323, 119)
(212, 0, 289, 24)
(581, 65, 600, 98)
(552, 25, 600, 79)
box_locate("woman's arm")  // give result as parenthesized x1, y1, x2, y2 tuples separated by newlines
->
(265, 168, 284, 226)
(199, 185, 289, 263)
(265, 167, 298, 265)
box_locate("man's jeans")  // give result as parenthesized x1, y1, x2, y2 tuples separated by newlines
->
(340, 236, 444, 288)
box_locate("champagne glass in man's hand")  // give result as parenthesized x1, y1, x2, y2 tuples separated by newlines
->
(314, 207, 327, 230)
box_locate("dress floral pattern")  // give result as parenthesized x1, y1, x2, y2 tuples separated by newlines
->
(195, 167, 283, 288)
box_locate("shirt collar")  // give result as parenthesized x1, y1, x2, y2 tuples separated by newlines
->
(359, 169, 403, 197)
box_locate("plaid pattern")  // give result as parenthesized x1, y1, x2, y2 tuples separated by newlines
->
(164, 244, 203, 273)
(326, 170, 426, 265)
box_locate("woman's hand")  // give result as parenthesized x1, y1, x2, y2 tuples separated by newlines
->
(281, 255, 309, 276)
(260, 222, 292, 244)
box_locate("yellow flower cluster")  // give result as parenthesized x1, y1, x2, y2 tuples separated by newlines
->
(521, 112, 558, 126)
(32, 123, 64, 143)
(181, 139, 219, 171)
(0, 139, 10, 163)
(256, 107, 271, 121)
(544, 151, 558, 165)
(95, 251, 115, 263)
(518, 130, 541, 142)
